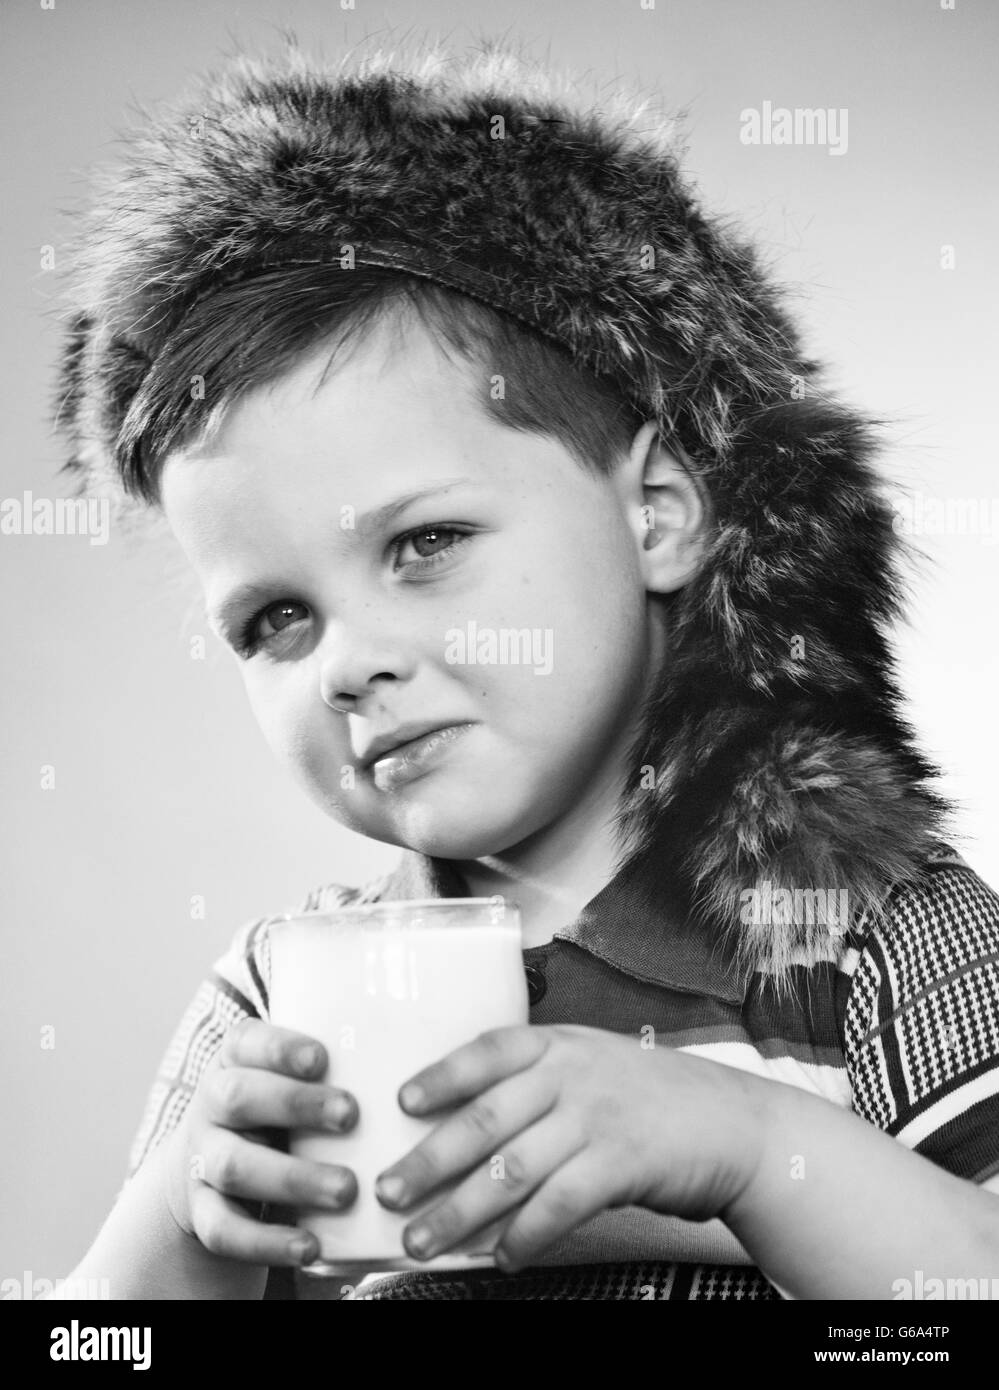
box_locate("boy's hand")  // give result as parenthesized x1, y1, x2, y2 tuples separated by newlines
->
(161, 1018, 359, 1268)
(373, 1024, 767, 1272)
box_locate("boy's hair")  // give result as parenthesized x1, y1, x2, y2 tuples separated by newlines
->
(52, 40, 950, 978)
(116, 264, 645, 507)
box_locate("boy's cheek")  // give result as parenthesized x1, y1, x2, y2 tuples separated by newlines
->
(247, 689, 345, 767)
(257, 711, 364, 813)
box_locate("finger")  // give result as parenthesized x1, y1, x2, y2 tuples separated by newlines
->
(398, 1026, 548, 1116)
(219, 1017, 329, 1081)
(398, 1119, 585, 1264)
(205, 1065, 358, 1134)
(376, 1069, 558, 1210)
(197, 1131, 358, 1212)
(492, 1152, 615, 1272)
(189, 1183, 320, 1268)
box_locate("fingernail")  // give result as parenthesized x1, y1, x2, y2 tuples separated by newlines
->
(290, 1236, 316, 1264)
(296, 1045, 320, 1076)
(323, 1095, 351, 1129)
(399, 1083, 424, 1111)
(405, 1224, 434, 1258)
(320, 1171, 348, 1205)
(375, 1174, 406, 1206)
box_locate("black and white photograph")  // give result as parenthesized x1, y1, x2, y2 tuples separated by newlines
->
(3, 0, 997, 1355)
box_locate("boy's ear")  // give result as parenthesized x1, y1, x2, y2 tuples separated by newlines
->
(616, 421, 710, 593)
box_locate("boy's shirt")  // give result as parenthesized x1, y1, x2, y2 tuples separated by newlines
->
(124, 843, 999, 1299)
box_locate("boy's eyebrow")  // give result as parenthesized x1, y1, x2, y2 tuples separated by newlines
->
(205, 579, 286, 638)
(360, 478, 478, 530)
(203, 478, 480, 635)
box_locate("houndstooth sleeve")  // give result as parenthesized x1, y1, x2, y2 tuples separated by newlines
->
(123, 881, 369, 1182)
(123, 914, 275, 1180)
(843, 857, 999, 1183)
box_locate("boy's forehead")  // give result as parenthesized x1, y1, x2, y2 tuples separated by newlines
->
(161, 341, 470, 524)
(207, 324, 479, 455)
(160, 404, 564, 575)
(160, 441, 487, 557)
(161, 317, 584, 553)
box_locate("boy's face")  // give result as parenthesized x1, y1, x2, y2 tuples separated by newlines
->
(160, 317, 659, 860)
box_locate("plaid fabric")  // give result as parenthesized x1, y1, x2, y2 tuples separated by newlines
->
(123, 845, 999, 1300)
(843, 861, 999, 1182)
(124, 977, 251, 1180)
(343, 1262, 781, 1300)
(124, 895, 357, 1182)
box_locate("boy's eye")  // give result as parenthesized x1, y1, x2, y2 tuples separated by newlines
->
(393, 525, 470, 568)
(237, 600, 308, 655)
(234, 525, 472, 658)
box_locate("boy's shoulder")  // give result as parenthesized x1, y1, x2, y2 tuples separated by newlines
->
(295, 872, 395, 915)
(209, 869, 399, 1015)
(855, 841, 997, 933)
(212, 846, 999, 1013)
(843, 841, 999, 993)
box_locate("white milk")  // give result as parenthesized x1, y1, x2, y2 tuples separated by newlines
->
(268, 905, 528, 1274)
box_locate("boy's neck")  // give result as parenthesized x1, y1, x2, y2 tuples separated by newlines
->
(458, 849, 617, 949)
(453, 755, 630, 950)
(453, 624, 665, 948)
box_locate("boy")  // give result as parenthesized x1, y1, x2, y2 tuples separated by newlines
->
(52, 43, 999, 1300)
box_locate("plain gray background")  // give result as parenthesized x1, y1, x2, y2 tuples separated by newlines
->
(3, 0, 997, 1288)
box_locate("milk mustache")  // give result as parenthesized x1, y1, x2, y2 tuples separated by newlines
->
(268, 899, 528, 1273)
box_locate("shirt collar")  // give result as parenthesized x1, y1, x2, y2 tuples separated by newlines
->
(370, 848, 751, 1006)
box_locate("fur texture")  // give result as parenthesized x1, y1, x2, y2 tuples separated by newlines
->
(51, 39, 950, 976)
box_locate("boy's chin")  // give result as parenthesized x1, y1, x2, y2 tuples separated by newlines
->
(360, 790, 546, 863)
(379, 818, 528, 864)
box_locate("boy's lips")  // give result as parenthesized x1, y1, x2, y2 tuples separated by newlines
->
(358, 719, 471, 768)
(363, 723, 476, 792)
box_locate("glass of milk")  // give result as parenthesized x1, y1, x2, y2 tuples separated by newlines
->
(266, 896, 528, 1276)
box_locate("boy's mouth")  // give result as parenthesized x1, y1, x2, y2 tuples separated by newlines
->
(361, 722, 476, 792)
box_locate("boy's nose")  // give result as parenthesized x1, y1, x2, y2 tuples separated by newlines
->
(324, 691, 356, 714)
(321, 668, 400, 714)
(319, 634, 416, 715)
(316, 598, 426, 712)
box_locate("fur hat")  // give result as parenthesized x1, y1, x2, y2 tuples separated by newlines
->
(52, 40, 950, 977)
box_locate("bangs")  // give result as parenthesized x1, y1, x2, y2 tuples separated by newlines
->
(116, 266, 646, 506)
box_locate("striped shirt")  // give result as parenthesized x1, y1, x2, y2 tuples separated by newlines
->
(125, 842, 999, 1300)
